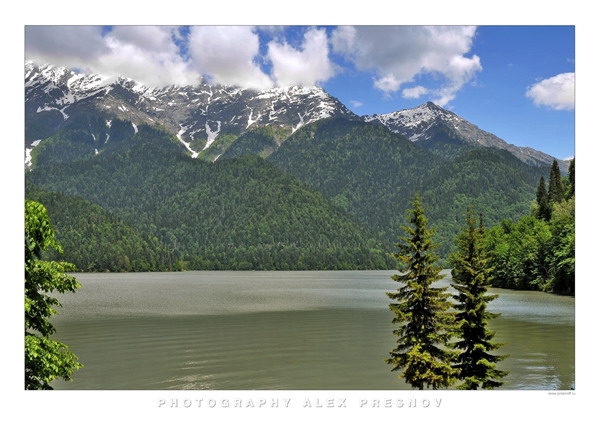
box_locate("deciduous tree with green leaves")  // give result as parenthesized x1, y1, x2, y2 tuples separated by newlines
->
(450, 209, 508, 389)
(385, 195, 456, 390)
(25, 200, 82, 389)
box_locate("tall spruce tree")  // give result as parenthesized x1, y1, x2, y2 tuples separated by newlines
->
(536, 176, 551, 221)
(386, 195, 456, 390)
(548, 159, 564, 204)
(567, 158, 575, 199)
(450, 209, 508, 389)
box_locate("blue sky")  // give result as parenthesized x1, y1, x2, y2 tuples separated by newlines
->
(25, 25, 575, 159)
(320, 26, 575, 160)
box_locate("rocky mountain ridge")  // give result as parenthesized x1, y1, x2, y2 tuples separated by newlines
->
(25, 62, 567, 171)
(364, 102, 568, 171)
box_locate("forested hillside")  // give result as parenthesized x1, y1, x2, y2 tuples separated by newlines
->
(27, 124, 394, 271)
(268, 118, 546, 257)
(25, 188, 170, 271)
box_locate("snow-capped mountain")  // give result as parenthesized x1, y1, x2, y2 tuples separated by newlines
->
(25, 62, 566, 171)
(25, 61, 357, 160)
(365, 101, 568, 172)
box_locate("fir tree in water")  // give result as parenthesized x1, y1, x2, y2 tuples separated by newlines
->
(385, 195, 456, 390)
(450, 209, 508, 389)
(548, 159, 564, 204)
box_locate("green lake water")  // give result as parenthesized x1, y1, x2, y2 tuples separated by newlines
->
(52, 270, 575, 390)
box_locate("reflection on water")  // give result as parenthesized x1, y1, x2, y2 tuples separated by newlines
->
(52, 270, 574, 390)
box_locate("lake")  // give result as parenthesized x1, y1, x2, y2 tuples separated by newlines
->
(52, 270, 575, 390)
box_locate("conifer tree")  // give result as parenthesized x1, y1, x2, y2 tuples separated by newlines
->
(386, 195, 455, 390)
(548, 159, 564, 204)
(450, 209, 508, 389)
(536, 176, 551, 221)
(567, 158, 575, 199)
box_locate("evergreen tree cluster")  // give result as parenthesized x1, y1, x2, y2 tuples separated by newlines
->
(26, 188, 170, 272)
(387, 197, 507, 390)
(486, 159, 575, 295)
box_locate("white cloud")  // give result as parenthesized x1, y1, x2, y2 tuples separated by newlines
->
(374, 75, 402, 93)
(25, 26, 199, 87)
(100, 27, 198, 86)
(402, 85, 429, 99)
(349, 100, 363, 108)
(24, 25, 481, 97)
(331, 25, 482, 105)
(109, 26, 178, 55)
(526, 73, 575, 111)
(25, 26, 109, 64)
(267, 27, 336, 87)
(188, 26, 272, 90)
(330, 25, 356, 54)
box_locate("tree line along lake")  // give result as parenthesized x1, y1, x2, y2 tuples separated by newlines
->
(50, 270, 575, 390)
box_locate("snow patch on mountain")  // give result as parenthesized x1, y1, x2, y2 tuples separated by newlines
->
(204, 121, 221, 150)
(177, 123, 199, 158)
(36, 105, 70, 121)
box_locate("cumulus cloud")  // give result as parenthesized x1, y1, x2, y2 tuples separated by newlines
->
(27, 25, 338, 90)
(25, 25, 481, 99)
(25, 25, 199, 87)
(100, 26, 198, 86)
(188, 26, 272, 90)
(526, 73, 575, 110)
(267, 27, 336, 87)
(331, 25, 482, 105)
(25, 26, 109, 64)
(402, 85, 429, 99)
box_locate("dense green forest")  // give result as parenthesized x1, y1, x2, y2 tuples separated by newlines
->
(25, 188, 170, 271)
(268, 118, 546, 258)
(484, 159, 575, 295)
(219, 126, 287, 160)
(27, 117, 568, 278)
(27, 124, 393, 271)
(31, 116, 141, 168)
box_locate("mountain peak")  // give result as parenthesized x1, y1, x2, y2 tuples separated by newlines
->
(25, 61, 358, 161)
(423, 101, 440, 108)
(363, 102, 567, 171)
